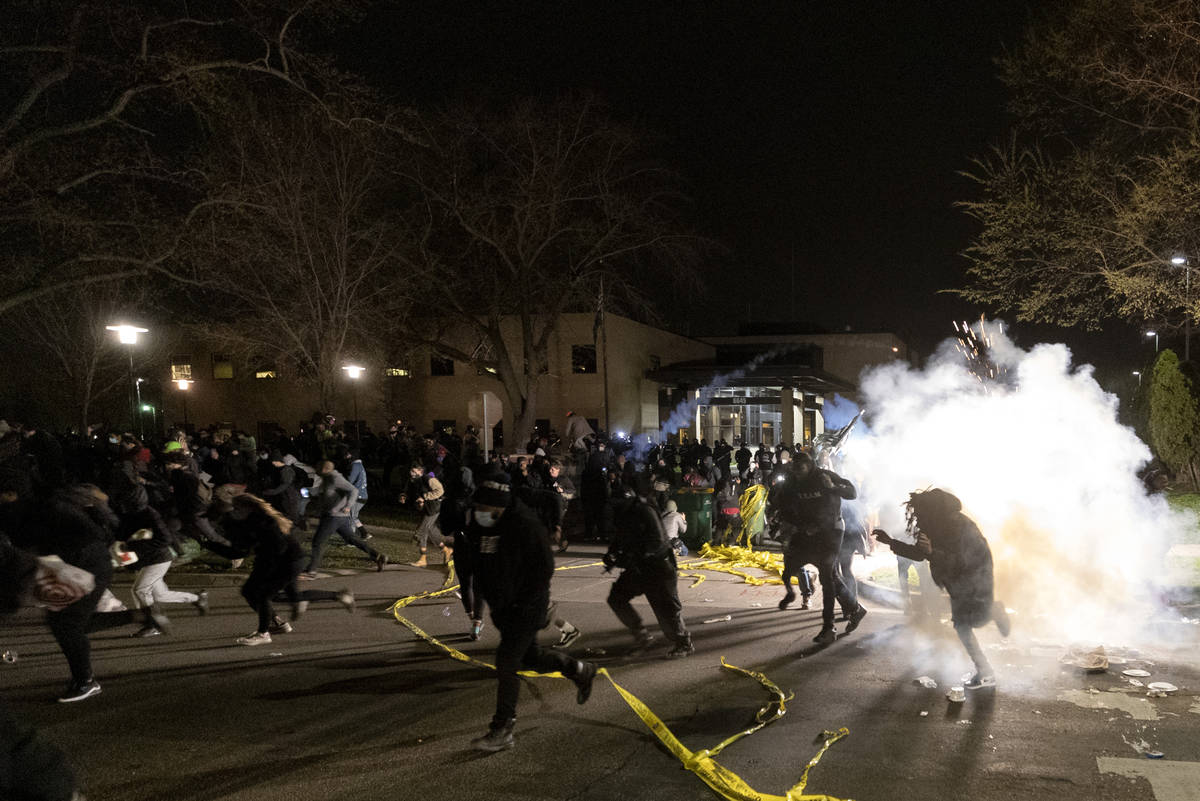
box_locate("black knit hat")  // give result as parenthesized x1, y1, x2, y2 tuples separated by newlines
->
(473, 467, 512, 508)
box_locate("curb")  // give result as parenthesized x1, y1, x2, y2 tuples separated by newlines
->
(855, 578, 906, 610)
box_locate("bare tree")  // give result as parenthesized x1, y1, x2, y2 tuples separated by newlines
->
(0, 1, 363, 314)
(178, 94, 412, 410)
(1, 280, 172, 431)
(399, 96, 704, 441)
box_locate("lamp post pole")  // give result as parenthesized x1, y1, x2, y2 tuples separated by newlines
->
(1147, 330, 1159, 352)
(1172, 256, 1191, 361)
(176, 379, 193, 429)
(106, 324, 148, 434)
(342, 365, 364, 443)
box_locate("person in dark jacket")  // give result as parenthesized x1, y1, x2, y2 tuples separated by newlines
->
(219, 494, 354, 646)
(0, 539, 84, 799)
(874, 488, 1011, 689)
(603, 488, 694, 659)
(468, 468, 598, 752)
(259, 451, 301, 526)
(1, 477, 170, 702)
(774, 451, 866, 644)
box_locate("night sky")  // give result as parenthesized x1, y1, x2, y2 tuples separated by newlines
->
(344, 1, 1145, 378)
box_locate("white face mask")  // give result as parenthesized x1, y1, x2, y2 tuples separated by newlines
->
(475, 509, 500, 528)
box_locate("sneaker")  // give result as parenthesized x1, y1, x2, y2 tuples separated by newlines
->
(337, 591, 355, 614)
(298, 571, 319, 581)
(236, 631, 272, 646)
(554, 626, 580, 649)
(573, 661, 598, 704)
(963, 673, 997, 690)
(778, 594, 795, 610)
(631, 628, 655, 651)
(131, 625, 161, 638)
(472, 722, 515, 752)
(813, 625, 837, 645)
(291, 600, 310, 621)
(375, 553, 388, 572)
(57, 679, 102, 703)
(470, 619, 484, 640)
(144, 603, 172, 635)
(194, 590, 209, 615)
(557, 539, 569, 553)
(666, 640, 695, 659)
(268, 621, 293, 635)
(845, 605, 867, 633)
(800, 594, 812, 610)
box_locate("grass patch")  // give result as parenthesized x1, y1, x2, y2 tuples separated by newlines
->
(172, 506, 428, 574)
(1168, 492, 1200, 544)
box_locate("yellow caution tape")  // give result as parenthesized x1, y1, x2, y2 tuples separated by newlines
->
(737, 485, 768, 549)
(679, 571, 708, 588)
(390, 571, 851, 801)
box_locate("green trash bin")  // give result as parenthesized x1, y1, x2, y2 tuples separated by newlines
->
(673, 487, 714, 552)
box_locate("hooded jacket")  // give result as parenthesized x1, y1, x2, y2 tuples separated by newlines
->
(474, 499, 554, 626)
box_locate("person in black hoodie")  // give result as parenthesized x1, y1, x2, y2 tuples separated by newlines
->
(874, 488, 1011, 689)
(774, 451, 866, 644)
(603, 487, 694, 658)
(259, 451, 301, 527)
(468, 468, 598, 753)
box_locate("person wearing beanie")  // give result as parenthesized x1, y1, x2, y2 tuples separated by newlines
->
(468, 467, 598, 752)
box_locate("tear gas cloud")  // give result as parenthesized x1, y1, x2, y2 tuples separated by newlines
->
(836, 323, 1192, 647)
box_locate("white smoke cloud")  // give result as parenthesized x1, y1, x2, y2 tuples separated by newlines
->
(838, 322, 1192, 647)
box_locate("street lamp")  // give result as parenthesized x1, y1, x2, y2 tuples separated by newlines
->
(106, 323, 148, 435)
(342, 364, 364, 442)
(1146, 330, 1159, 352)
(1133, 370, 1141, 387)
(175, 379, 193, 429)
(1172, 255, 1191, 362)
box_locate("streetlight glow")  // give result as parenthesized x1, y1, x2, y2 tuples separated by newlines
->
(176, 379, 193, 391)
(105, 323, 148, 345)
(342, 364, 365, 379)
(1146, 330, 1156, 337)
(1172, 256, 1188, 265)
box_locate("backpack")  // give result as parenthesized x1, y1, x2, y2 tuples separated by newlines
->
(291, 462, 317, 491)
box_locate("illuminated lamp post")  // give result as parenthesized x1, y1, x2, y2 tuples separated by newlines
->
(1146, 330, 1159, 353)
(1132, 370, 1141, 387)
(1172, 255, 1191, 362)
(175, 379, 193, 429)
(105, 323, 148, 435)
(342, 364, 364, 442)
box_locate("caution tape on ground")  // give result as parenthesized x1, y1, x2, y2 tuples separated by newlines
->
(390, 569, 851, 801)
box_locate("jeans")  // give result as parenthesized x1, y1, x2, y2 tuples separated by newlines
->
(306, 515, 379, 572)
(415, 513, 443, 549)
(131, 560, 198, 608)
(782, 526, 855, 627)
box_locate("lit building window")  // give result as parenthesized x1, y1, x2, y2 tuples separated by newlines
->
(384, 367, 410, 377)
(211, 354, 233, 380)
(255, 370, 277, 380)
(170, 357, 192, 382)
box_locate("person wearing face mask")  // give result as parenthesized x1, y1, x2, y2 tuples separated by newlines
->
(468, 467, 598, 752)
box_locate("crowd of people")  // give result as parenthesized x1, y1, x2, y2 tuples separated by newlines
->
(1, 407, 1012, 777)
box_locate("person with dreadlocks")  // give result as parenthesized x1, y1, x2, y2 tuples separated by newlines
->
(873, 488, 1011, 689)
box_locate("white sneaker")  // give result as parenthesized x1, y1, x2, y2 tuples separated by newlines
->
(236, 631, 272, 646)
(963, 673, 996, 689)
